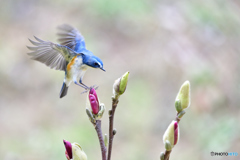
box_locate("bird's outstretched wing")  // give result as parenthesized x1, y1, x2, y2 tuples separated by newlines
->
(27, 36, 77, 71)
(57, 24, 86, 52)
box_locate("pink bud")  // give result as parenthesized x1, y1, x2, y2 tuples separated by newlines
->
(89, 88, 99, 114)
(63, 139, 72, 160)
(174, 121, 178, 145)
(89, 88, 99, 103)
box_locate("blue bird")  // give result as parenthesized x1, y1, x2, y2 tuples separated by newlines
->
(27, 24, 105, 98)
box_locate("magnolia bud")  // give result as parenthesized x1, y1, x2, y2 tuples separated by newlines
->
(63, 140, 87, 160)
(163, 121, 180, 149)
(72, 142, 87, 160)
(176, 81, 191, 110)
(89, 88, 99, 114)
(86, 88, 104, 120)
(63, 140, 72, 160)
(113, 71, 129, 98)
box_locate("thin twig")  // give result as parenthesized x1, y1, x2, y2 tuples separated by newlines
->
(175, 116, 181, 123)
(95, 120, 107, 160)
(107, 97, 119, 160)
(164, 150, 172, 160)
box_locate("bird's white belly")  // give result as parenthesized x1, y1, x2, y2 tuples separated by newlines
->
(65, 56, 88, 86)
(73, 64, 88, 81)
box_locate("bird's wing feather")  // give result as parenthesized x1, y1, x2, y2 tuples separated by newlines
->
(27, 36, 77, 71)
(57, 24, 86, 52)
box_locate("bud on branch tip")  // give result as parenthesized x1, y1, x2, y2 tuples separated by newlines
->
(175, 81, 191, 112)
(63, 140, 87, 160)
(113, 71, 129, 98)
(89, 88, 99, 114)
(63, 139, 72, 160)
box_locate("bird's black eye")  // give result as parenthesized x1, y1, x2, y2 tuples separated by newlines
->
(94, 62, 99, 66)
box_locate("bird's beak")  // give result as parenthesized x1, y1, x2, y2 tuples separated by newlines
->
(100, 67, 106, 72)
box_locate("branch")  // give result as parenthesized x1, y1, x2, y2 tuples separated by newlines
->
(95, 120, 107, 160)
(107, 97, 119, 160)
(164, 150, 172, 160)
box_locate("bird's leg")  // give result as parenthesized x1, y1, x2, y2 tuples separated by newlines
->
(79, 78, 89, 89)
(79, 78, 98, 90)
(74, 81, 89, 90)
(79, 78, 98, 93)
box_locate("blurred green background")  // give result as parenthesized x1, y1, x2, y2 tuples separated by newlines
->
(0, 0, 240, 160)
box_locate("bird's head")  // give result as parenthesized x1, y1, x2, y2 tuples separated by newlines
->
(82, 52, 105, 71)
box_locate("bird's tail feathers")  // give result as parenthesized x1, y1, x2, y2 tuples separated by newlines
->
(60, 82, 68, 98)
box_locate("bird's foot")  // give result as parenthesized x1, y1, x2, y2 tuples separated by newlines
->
(90, 85, 99, 90)
(80, 85, 99, 94)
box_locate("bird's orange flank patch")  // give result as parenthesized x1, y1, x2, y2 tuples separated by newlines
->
(67, 56, 77, 71)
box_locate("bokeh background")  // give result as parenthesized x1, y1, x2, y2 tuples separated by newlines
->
(0, 0, 240, 160)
